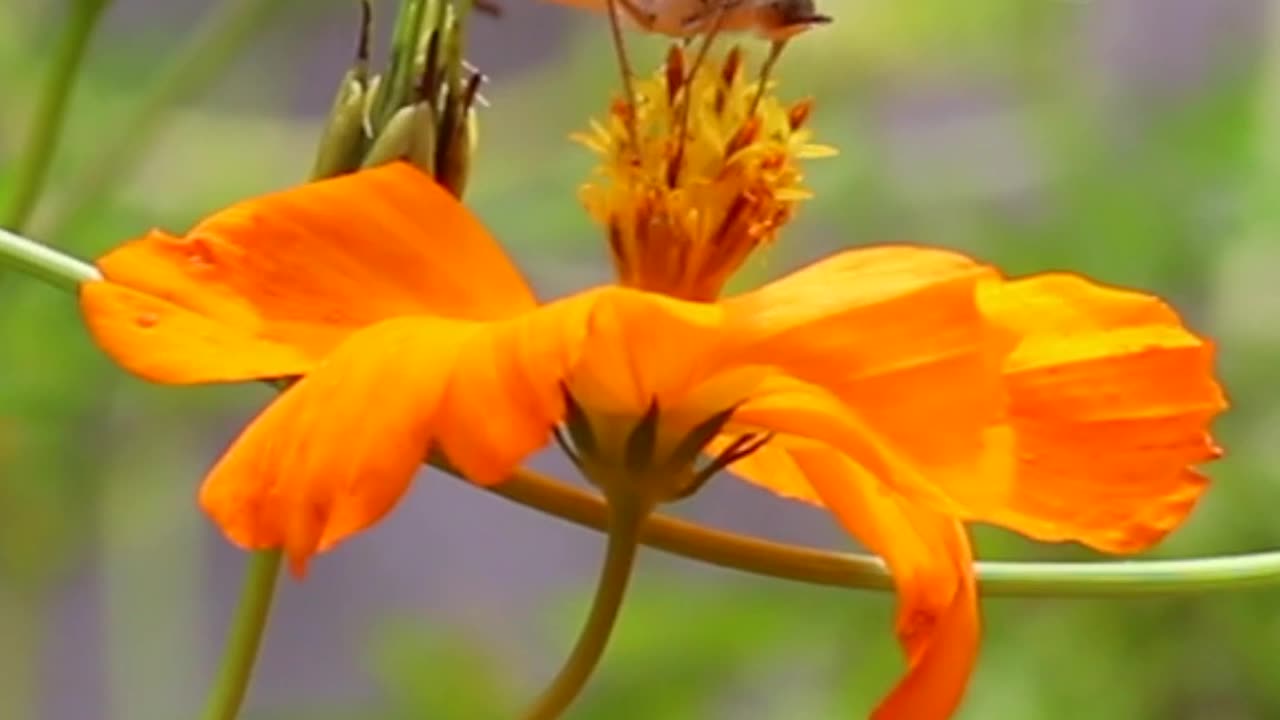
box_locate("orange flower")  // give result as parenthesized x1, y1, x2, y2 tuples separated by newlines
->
(79, 162, 1224, 717)
(77, 50, 1225, 720)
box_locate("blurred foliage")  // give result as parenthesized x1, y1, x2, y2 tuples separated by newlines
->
(2, 0, 1279, 719)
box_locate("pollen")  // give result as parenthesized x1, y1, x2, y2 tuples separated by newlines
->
(574, 45, 836, 302)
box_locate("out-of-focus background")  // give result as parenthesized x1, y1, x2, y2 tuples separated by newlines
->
(1, 0, 1278, 718)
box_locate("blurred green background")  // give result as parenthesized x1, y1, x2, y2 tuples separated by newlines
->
(2, 0, 1278, 718)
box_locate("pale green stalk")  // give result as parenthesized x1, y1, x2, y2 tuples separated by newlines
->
(2, 4, 286, 714)
(3, 227, 1280, 600)
(522, 496, 648, 720)
(0, 7, 111, 719)
(43, 0, 290, 239)
(377, 0, 430, 125)
(490, 468, 1280, 598)
(0, 227, 100, 288)
(199, 551, 282, 720)
(1, 0, 114, 231)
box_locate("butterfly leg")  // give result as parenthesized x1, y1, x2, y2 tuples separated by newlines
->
(613, 0, 660, 30)
(668, 6, 730, 184)
(747, 39, 787, 118)
(605, 0, 642, 145)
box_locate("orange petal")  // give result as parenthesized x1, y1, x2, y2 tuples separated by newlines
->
(789, 448, 979, 720)
(966, 273, 1226, 552)
(728, 373, 964, 514)
(722, 246, 1007, 506)
(551, 282, 970, 503)
(79, 282, 317, 382)
(199, 317, 476, 576)
(437, 286, 737, 480)
(715, 443, 819, 503)
(82, 163, 535, 384)
(433, 292, 600, 485)
(567, 288, 727, 415)
(199, 289, 685, 573)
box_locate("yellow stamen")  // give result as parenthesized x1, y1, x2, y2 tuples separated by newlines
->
(574, 45, 836, 302)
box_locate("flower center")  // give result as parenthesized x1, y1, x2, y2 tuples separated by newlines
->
(575, 45, 835, 302)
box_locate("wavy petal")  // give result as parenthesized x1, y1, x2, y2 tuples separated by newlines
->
(727, 373, 965, 514)
(81, 163, 535, 384)
(787, 449, 978, 720)
(724, 251, 1225, 553)
(722, 246, 1007, 506)
(716, 443, 817, 503)
(199, 317, 467, 575)
(199, 296, 597, 575)
(79, 282, 319, 382)
(541, 286, 957, 508)
(968, 273, 1226, 552)
(198, 287, 729, 574)
(434, 292, 600, 485)
(567, 288, 726, 414)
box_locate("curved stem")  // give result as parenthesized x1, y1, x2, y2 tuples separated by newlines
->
(200, 550, 282, 720)
(44, 0, 286, 239)
(3, 228, 1280, 599)
(522, 497, 648, 720)
(488, 468, 1280, 598)
(1, 0, 113, 231)
(491, 468, 891, 590)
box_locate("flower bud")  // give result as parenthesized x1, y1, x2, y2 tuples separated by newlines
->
(361, 102, 438, 174)
(310, 69, 370, 179)
(437, 106, 478, 196)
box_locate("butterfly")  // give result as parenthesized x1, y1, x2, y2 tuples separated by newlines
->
(545, 0, 831, 41)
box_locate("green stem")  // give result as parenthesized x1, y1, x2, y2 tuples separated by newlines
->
(377, 0, 429, 125)
(43, 0, 287, 239)
(522, 497, 649, 720)
(1, 0, 113, 231)
(488, 469, 1280, 598)
(3, 228, 1280, 599)
(0, 227, 101, 289)
(199, 550, 282, 720)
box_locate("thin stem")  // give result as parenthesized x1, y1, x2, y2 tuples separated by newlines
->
(1, 0, 113, 231)
(44, 0, 287, 239)
(0, 227, 102, 290)
(521, 497, 649, 720)
(487, 469, 1280, 598)
(604, 0, 640, 145)
(378, 0, 429, 125)
(199, 550, 282, 720)
(490, 468, 891, 590)
(3, 231, 1280, 599)
(672, 9, 728, 167)
(747, 39, 787, 118)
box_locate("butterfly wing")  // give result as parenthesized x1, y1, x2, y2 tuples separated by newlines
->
(540, 0, 612, 13)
